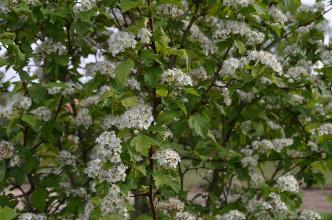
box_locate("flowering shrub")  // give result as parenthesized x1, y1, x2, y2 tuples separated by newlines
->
(0, 0, 332, 219)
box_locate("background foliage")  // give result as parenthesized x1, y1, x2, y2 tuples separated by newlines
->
(0, 0, 332, 219)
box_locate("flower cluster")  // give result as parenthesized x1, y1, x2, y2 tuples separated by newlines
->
(223, 0, 252, 8)
(58, 150, 77, 167)
(108, 31, 137, 56)
(152, 148, 181, 169)
(269, 192, 288, 215)
(276, 174, 299, 193)
(31, 107, 52, 122)
(100, 184, 129, 218)
(47, 82, 82, 96)
(269, 6, 288, 25)
(157, 4, 184, 18)
(190, 66, 208, 85)
(18, 213, 47, 220)
(214, 21, 265, 45)
(184, 21, 217, 55)
(137, 27, 152, 44)
(73, 0, 97, 14)
(252, 138, 293, 153)
(175, 211, 196, 220)
(161, 68, 193, 87)
(0, 93, 32, 118)
(106, 103, 154, 130)
(157, 197, 184, 215)
(221, 58, 241, 76)
(75, 108, 93, 129)
(126, 77, 141, 91)
(86, 61, 117, 78)
(80, 201, 94, 220)
(35, 40, 66, 57)
(317, 123, 332, 136)
(80, 85, 111, 107)
(299, 209, 321, 220)
(86, 131, 128, 217)
(246, 50, 283, 75)
(0, 141, 14, 161)
(219, 210, 246, 220)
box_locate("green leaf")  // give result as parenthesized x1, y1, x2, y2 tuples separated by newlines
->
(114, 58, 134, 84)
(156, 87, 168, 97)
(22, 114, 39, 132)
(30, 188, 48, 212)
(0, 207, 17, 220)
(234, 40, 246, 54)
(0, 162, 5, 184)
(119, 0, 144, 12)
(188, 114, 210, 138)
(130, 134, 158, 156)
(121, 96, 139, 108)
(153, 173, 180, 192)
(0, 57, 6, 67)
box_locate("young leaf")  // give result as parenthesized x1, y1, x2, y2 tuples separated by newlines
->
(188, 114, 210, 138)
(0, 207, 17, 220)
(130, 134, 158, 156)
(114, 58, 134, 84)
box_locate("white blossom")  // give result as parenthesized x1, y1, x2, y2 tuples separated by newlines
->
(272, 138, 293, 152)
(126, 77, 141, 91)
(249, 169, 264, 187)
(299, 209, 321, 220)
(190, 66, 207, 85)
(290, 94, 304, 104)
(137, 27, 152, 44)
(241, 155, 258, 167)
(214, 21, 265, 45)
(219, 210, 246, 220)
(18, 213, 47, 220)
(58, 150, 76, 167)
(157, 197, 184, 215)
(31, 107, 52, 122)
(94, 131, 122, 163)
(108, 31, 137, 56)
(86, 61, 117, 78)
(221, 58, 241, 75)
(75, 108, 93, 129)
(175, 211, 197, 220)
(106, 103, 154, 130)
(246, 50, 283, 75)
(317, 123, 332, 136)
(10, 155, 21, 167)
(269, 6, 287, 25)
(152, 148, 181, 169)
(269, 193, 288, 215)
(223, 0, 252, 8)
(0, 141, 14, 160)
(100, 185, 128, 219)
(237, 90, 255, 103)
(157, 4, 184, 18)
(73, 0, 96, 14)
(161, 68, 193, 87)
(276, 174, 299, 193)
(80, 201, 94, 220)
(286, 66, 309, 81)
(183, 21, 217, 55)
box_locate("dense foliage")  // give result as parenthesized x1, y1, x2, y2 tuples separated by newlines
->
(1, 0, 332, 219)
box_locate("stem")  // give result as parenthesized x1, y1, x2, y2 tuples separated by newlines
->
(148, 147, 158, 220)
(169, 3, 200, 67)
(147, 0, 156, 53)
